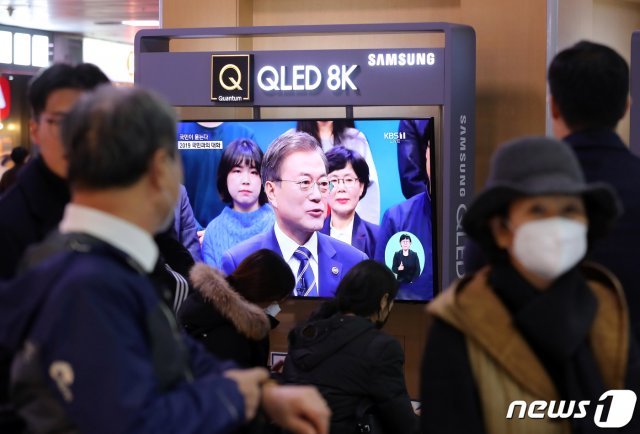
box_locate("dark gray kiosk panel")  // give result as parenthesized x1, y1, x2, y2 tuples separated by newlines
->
(631, 31, 639, 155)
(135, 22, 476, 295)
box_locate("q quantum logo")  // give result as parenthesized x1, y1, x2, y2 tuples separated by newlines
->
(506, 390, 637, 428)
(211, 54, 253, 103)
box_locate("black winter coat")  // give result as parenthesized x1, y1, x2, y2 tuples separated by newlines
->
(0, 157, 70, 279)
(178, 263, 273, 368)
(565, 129, 640, 342)
(283, 308, 419, 434)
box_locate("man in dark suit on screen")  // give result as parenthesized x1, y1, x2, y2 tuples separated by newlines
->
(222, 131, 367, 297)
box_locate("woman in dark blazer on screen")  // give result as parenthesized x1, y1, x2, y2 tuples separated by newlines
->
(392, 233, 420, 283)
(320, 146, 378, 258)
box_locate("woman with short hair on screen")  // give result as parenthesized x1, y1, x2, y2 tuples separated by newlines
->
(391, 233, 420, 283)
(296, 120, 380, 224)
(283, 260, 419, 434)
(421, 137, 640, 433)
(320, 147, 378, 258)
(201, 138, 275, 268)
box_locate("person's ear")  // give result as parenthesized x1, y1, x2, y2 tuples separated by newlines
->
(265, 180, 277, 207)
(489, 216, 512, 249)
(148, 148, 174, 191)
(625, 96, 631, 117)
(550, 95, 561, 120)
(29, 118, 40, 145)
(380, 292, 390, 312)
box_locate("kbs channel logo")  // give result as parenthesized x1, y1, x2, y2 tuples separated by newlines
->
(383, 131, 406, 144)
(506, 390, 637, 428)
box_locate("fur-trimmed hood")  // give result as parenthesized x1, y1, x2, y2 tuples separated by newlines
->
(189, 263, 271, 340)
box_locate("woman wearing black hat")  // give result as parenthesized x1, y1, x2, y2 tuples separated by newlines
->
(420, 137, 640, 434)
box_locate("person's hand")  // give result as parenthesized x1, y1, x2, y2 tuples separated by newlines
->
(398, 261, 404, 271)
(197, 230, 205, 245)
(224, 368, 269, 421)
(262, 384, 331, 434)
(271, 359, 285, 374)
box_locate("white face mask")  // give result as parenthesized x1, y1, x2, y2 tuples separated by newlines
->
(512, 217, 587, 281)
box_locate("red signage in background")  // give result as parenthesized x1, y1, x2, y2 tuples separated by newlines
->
(0, 76, 11, 119)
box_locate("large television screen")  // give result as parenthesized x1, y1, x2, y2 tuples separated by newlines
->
(177, 118, 435, 301)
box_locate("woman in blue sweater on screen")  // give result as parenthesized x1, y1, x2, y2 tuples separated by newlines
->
(202, 138, 274, 268)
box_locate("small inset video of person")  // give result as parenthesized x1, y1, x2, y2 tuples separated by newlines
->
(391, 233, 422, 283)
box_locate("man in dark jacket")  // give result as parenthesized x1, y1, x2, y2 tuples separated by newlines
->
(0, 63, 110, 280)
(0, 63, 109, 432)
(6, 86, 329, 434)
(464, 41, 640, 343)
(548, 41, 640, 342)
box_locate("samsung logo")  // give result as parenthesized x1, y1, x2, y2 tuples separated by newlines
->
(367, 52, 436, 67)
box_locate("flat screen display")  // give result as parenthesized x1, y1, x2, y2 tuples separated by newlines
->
(177, 118, 435, 301)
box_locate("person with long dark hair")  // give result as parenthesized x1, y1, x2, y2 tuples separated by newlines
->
(284, 260, 419, 434)
(201, 138, 274, 267)
(180, 249, 294, 368)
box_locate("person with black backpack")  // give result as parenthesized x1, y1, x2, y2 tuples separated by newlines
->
(283, 260, 419, 434)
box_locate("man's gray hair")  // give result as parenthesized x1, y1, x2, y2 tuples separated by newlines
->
(62, 85, 177, 189)
(261, 130, 328, 183)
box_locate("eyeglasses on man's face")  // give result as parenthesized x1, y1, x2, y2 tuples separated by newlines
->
(327, 176, 360, 190)
(276, 177, 332, 194)
(39, 112, 68, 128)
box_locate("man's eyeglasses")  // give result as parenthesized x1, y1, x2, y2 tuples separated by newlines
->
(276, 178, 332, 194)
(327, 176, 360, 190)
(40, 112, 68, 128)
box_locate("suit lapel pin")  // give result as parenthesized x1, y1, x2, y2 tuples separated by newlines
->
(331, 266, 339, 275)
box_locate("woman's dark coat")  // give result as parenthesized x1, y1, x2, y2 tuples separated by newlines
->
(283, 307, 418, 434)
(179, 264, 272, 368)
